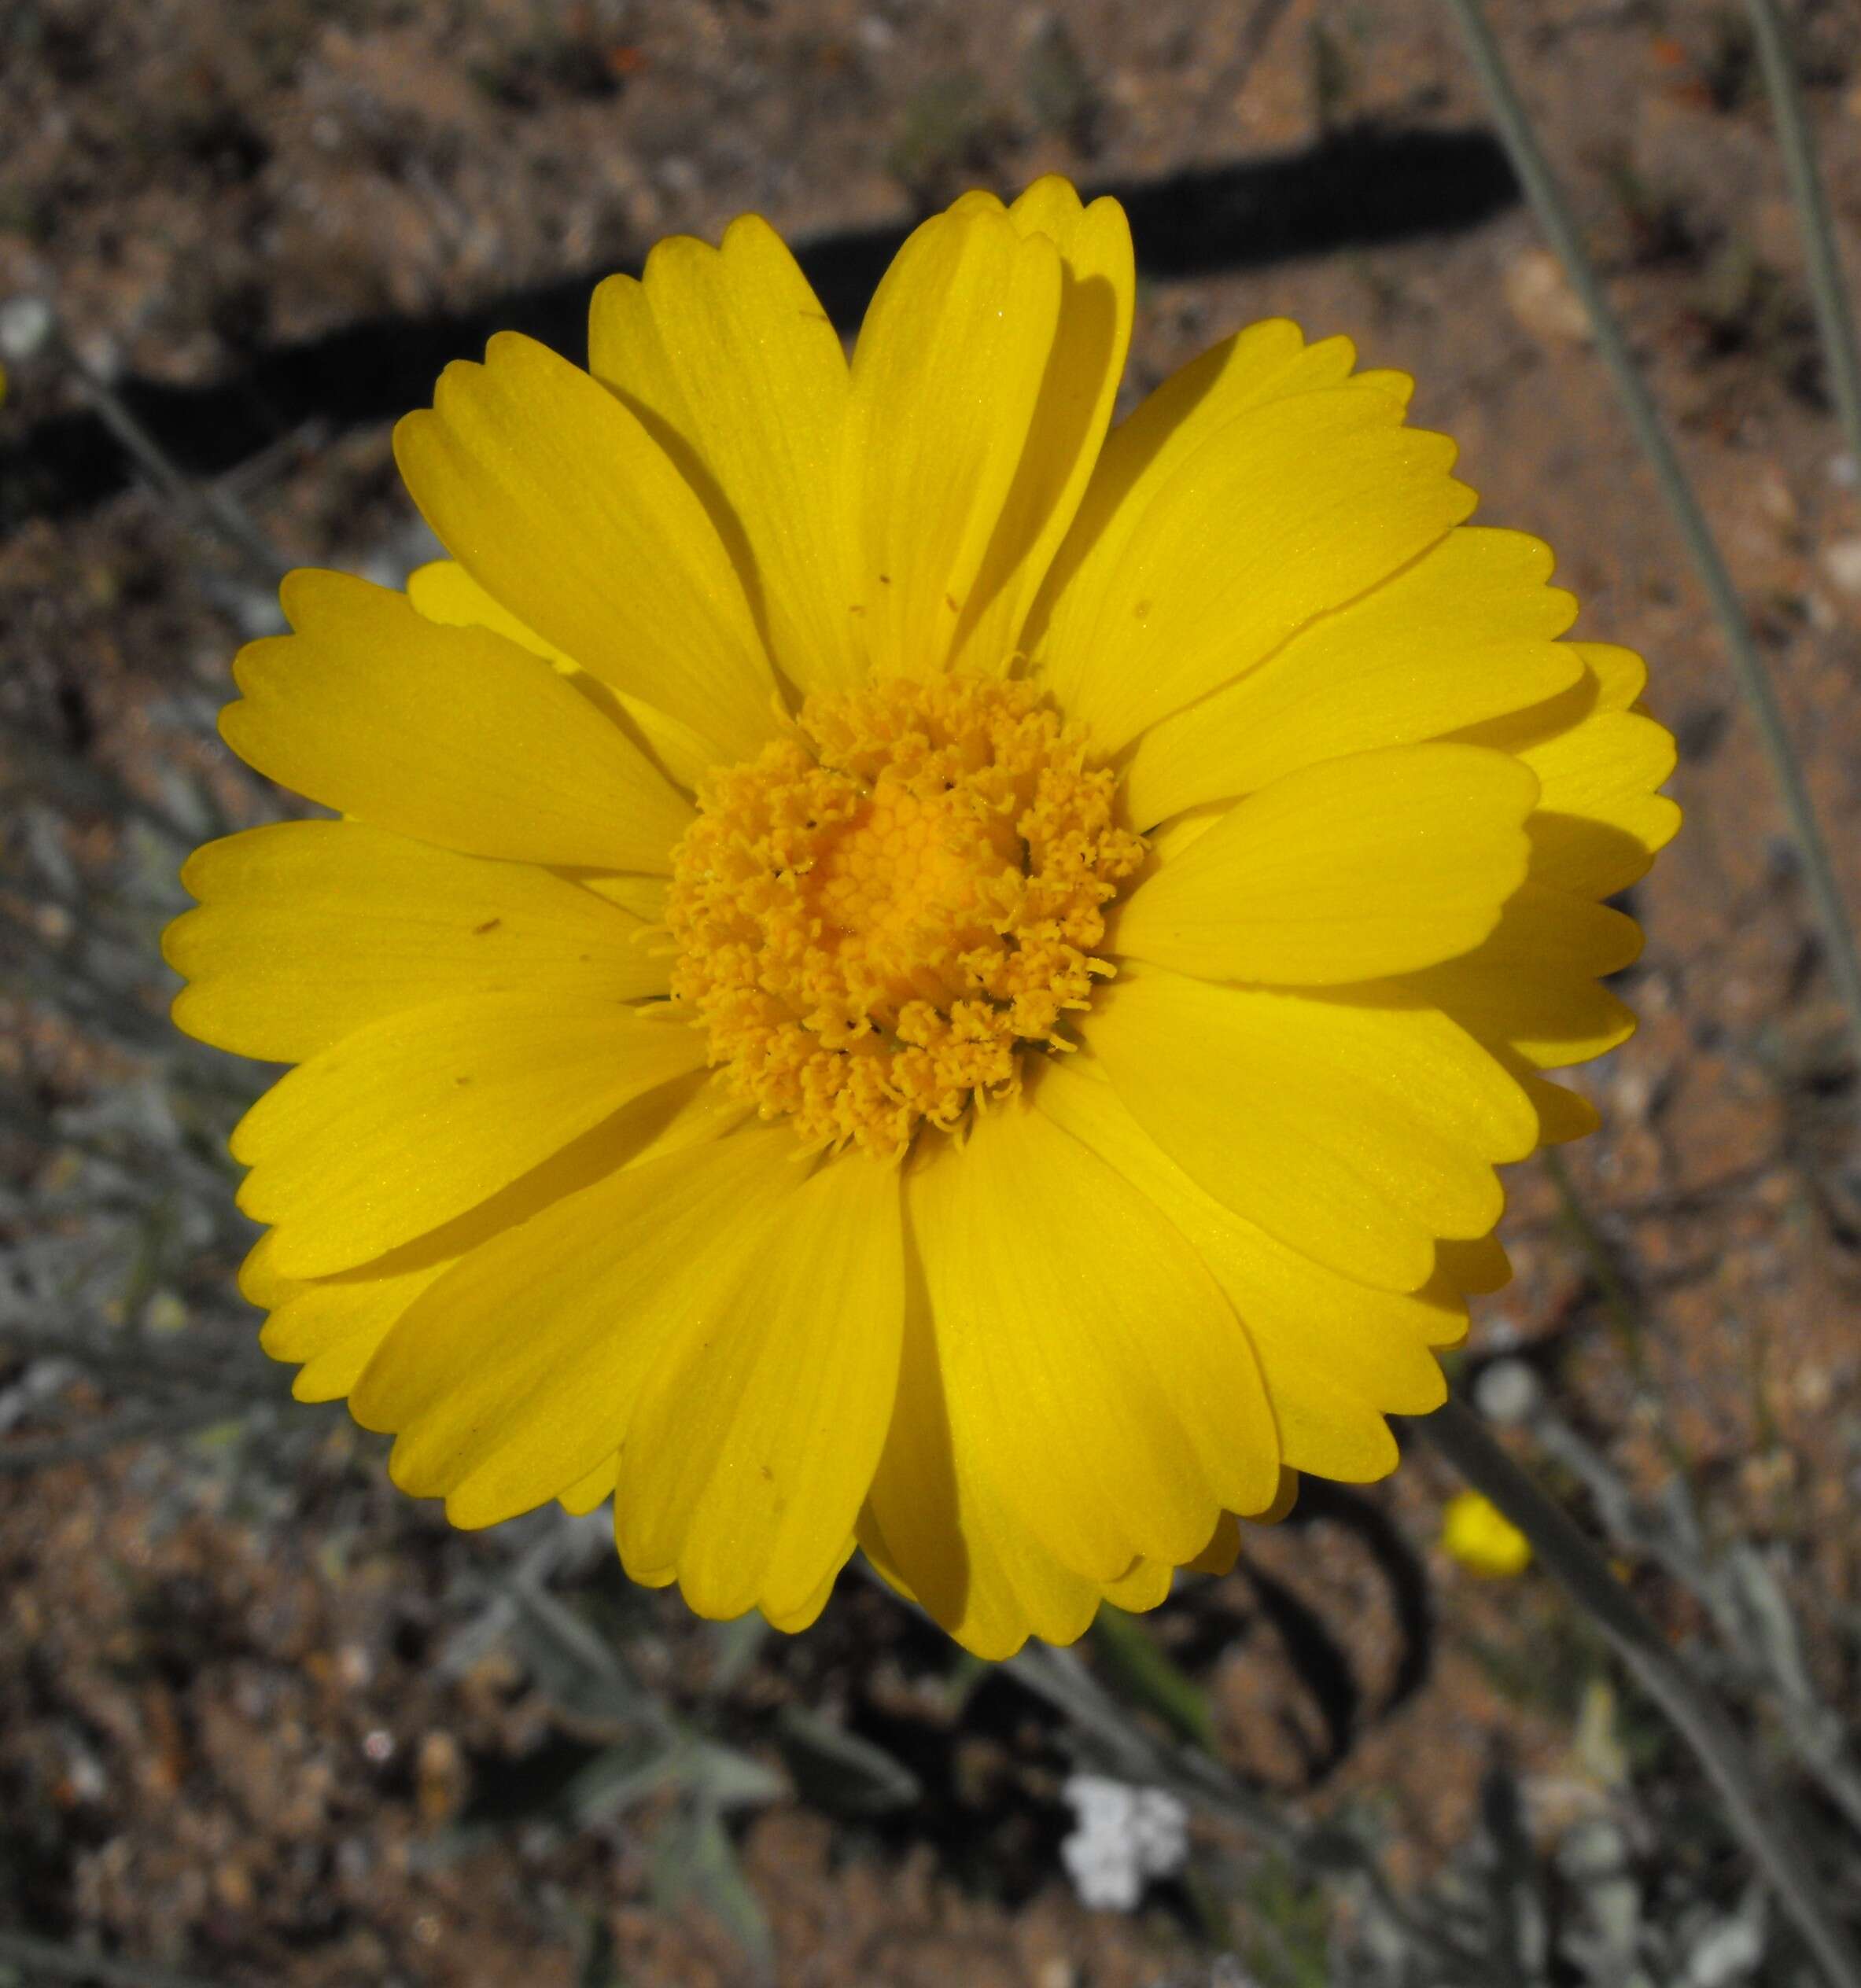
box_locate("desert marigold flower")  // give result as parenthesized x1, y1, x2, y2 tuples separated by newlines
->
(1441, 1490, 1535, 1579)
(164, 179, 1678, 1657)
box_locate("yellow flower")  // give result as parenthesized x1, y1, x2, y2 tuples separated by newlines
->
(1442, 1491, 1535, 1578)
(164, 179, 1676, 1657)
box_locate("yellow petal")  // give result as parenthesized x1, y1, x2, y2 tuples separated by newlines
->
(558, 1455, 620, 1517)
(1123, 527, 1582, 825)
(1113, 745, 1538, 985)
(845, 204, 1062, 678)
(261, 1250, 459, 1404)
(1036, 1056, 1454, 1482)
(393, 331, 779, 760)
(1523, 1071, 1602, 1143)
(1037, 378, 1472, 752)
(1402, 882, 1640, 1068)
(250, 1073, 746, 1400)
(1450, 645, 1679, 898)
(166, 820, 667, 1064)
(407, 558, 717, 793)
(223, 572, 692, 871)
(1036, 323, 1358, 698)
(1085, 966, 1536, 1291)
(355, 1124, 798, 1524)
(1571, 641, 1647, 714)
(580, 875, 668, 923)
(1354, 369, 1415, 409)
(1258, 1472, 1303, 1526)
(1521, 710, 1680, 898)
(405, 556, 574, 667)
(1435, 1234, 1513, 1295)
(237, 1229, 293, 1309)
(588, 216, 862, 700)
(1186, 1511, 1244, 1576)
(1170, 1496, 1306, 1585)
(617, 1154, 905, 1623)
(905, 1101, 1280, 1584)
(1460, 639, 1648, 754)
(945, 181, 1135, 677)
(859, 1338, 1104, 1660)
(1100, 1560, 1174, 1612)
(234, 996, 707, 1276)
(762, 1543, 857, 1633)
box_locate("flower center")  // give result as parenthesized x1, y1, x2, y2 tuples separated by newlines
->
(665, 675, 1145, 1158)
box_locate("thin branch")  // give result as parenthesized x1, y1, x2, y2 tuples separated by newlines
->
(1523, 1397, 1861, 1843)
(1745, 0, 1861, 478)
(1408, 1394, 1861, 1988)
(45, 317, 291, 592)
(1442, 0, 1861, 1070)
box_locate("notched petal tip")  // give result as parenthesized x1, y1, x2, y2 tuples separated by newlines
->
(642, 230, 717, 288)
(273, 562, 343, 631)
(388, 405, 442, 493)
(718, 209, 783, 256)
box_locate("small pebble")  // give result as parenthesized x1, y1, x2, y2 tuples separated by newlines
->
(1475, 1359, 1542, 1425)
(0, 295, 53, 362)
(1504, 249, 1592, 347)
(1820, 536, 1861, 595)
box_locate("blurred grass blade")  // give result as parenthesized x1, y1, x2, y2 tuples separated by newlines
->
(507, 1579, 654, 1734)
(652, 1802, 776, 1983)
(704, 1612, 771, 1693)
(560, 1736, 691, 1829)
(776, 1703, 922, 1814)
(1745, 0, 1861, 478)
(1443, 0, 1861, 1069)
(1090, 1603, 1219, 1753)
(565, 1735, 784, 1830)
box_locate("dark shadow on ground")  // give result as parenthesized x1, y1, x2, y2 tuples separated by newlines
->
(3, 124, 1516, 536)
(1165, 1478, 1435, 1788)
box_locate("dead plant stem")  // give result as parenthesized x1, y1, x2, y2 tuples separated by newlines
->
(1409, 1395, 1861, 1988)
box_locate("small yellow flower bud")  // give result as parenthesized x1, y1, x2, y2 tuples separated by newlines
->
(1441, 1490, 1533, 1578)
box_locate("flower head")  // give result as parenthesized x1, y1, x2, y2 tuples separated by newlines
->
(1442, 1490, 1535, 1579)
(165, 179, 1677, 1657)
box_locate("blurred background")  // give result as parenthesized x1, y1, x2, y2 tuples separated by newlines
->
(4, 2, 1861, 1983)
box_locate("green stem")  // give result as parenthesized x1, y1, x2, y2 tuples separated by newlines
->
(1442, 0, 1861, 1068)
(1745, 0, 1861, 480)
(1410, 1395, 1861, 1988)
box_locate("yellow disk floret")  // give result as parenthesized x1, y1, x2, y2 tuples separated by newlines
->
(666, 675, 1144, 1158)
